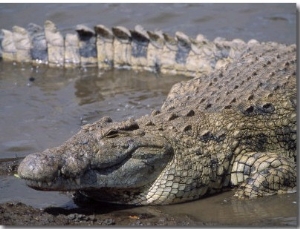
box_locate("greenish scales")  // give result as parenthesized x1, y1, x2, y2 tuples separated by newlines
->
(2, 21, 296, 205)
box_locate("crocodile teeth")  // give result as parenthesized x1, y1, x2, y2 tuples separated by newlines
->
(75, 178, 81, 185)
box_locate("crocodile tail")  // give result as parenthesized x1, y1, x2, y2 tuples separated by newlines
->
(0, 20, 260, 77)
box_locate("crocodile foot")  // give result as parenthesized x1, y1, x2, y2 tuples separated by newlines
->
(231, 152, 297, 198)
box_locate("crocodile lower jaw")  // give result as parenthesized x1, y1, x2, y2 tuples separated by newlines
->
(24, 177, 81, 191)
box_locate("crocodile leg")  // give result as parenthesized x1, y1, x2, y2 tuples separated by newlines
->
(231, 152, 297, 198)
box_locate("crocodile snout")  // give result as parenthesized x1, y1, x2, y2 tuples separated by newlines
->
(18, 150, 60, 182)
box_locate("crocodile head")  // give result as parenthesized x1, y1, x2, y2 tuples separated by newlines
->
(18, 116, 174, 204)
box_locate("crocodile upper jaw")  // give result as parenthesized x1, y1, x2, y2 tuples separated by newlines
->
(17, 122, 174, 193)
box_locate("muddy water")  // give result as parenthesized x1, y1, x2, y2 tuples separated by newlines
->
(0, 3, 296, 44)
(0, 62, 185, 159)
(0, 3, 297, 226)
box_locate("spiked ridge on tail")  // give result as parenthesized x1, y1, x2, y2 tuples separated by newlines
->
(1, 20, 260, 77)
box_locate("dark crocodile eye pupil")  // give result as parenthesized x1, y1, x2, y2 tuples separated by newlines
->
(106, 130, 118, 138)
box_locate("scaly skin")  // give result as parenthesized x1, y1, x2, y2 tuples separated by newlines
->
(18, 42, 296, 205)
(1, 20, 258, 77)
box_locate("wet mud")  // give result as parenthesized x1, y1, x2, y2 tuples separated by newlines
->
(0, 159, 209, 226)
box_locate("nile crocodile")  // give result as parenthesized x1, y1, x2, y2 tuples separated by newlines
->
(17, 34, 297, 205)
(1, 20, 259, 77)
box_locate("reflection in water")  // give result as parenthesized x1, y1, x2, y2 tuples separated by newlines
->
(73, 69, 188, 106)
(0, 61, 188, 159)
(158, 191, 297, 226)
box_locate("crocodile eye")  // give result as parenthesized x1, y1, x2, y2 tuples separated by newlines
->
(105, 129, 119, 138)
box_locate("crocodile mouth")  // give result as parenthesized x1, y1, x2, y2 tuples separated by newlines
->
(19, 143, 174, 192)
(24, 176, 81, 191)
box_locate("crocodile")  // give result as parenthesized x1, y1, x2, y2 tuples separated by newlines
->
(1, 20, 259, 77)
(17, 39, 297, 205)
